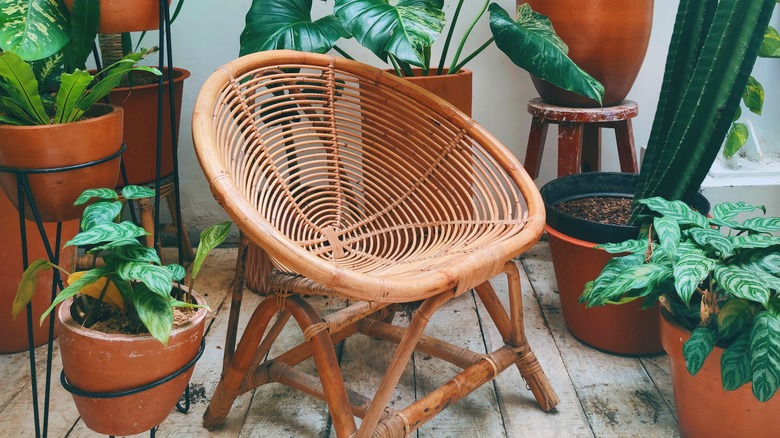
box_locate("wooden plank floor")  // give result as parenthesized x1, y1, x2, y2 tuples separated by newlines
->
(0, 243, 680, 437)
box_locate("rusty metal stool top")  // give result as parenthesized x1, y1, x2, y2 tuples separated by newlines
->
(527, 98, 638, 123)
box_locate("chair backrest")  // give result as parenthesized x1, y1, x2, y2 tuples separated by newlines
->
(193, 50, 544, 301)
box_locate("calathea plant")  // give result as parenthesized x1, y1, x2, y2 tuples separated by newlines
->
(581, 197, 780, 402)
(12, 186, 232, 345)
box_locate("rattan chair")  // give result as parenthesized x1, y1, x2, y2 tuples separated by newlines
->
(192, 50, 559, 437)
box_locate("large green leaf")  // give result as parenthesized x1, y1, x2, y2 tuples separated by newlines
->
(12, 259, 54, 318)
(131, 282, 173, 345)
(0, 51, 49, 124)
(584, 262, 670, 307)
(654, 217, 681, 260)
(715, 265, 771, 306)
(335, 0, 445, 67)
(683, 327, 715, 376)
(490, 3, 604, 105)
(61, 0, 99, 71)
(580, 253, 645, 306)
(673, 252, 716, 305)
(638, 197, 710, 229)
(80, 200, 123, 231)
(240, 0, 350, 56)
(749, 311, 780, 402)
(116, 262, 173, 298)
(66, 221, 148, 247)
(688, 227, 733, 257)
(40, 267, 111, 324)
(0, 0, 70, 61)
(721, 334, 751, 391)
(717, 299, 755, 340)
(191, 221, 232, 280)
(54, 70, 93, 124)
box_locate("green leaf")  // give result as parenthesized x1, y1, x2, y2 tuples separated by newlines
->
(169, 298, 209, 311)
(90, 238, 143, 253)
(490, 3, 604, 104)
(40, 267, 111, 324)
(718, 299, 755, 340)
(81, 201, 123, 231)
(12, 259, 53, 318)
(759, 25, 780, 58)
(749, 311, 780, 402)
(731, 235, 780, 250)
(673, 252, 716, 305)
(715, 265, 771, 307)
(688, 228, 733, 257)
(638, 197, 709, 229)
(61, 0, 99, 71)
(240, 0, 351, 56)
(0, 0, 70, 61)
(116, 262, 173, 298)
(723, 122, 748, 159)
(683, 327, 715, 376)
(654, 217, 681, 260)
(747, 251, 780, 275)
(192, 221, 232, 280)
(110, 245, 161, 265)
(738, 217, 780, 234)
(121, 185, 155, 200)
(167, 264, 186, 282)
(131, 282, 173, 346)
(596, 239, 648, 255)
(54, 70, 94, 124)
(74, 188, 119, 205)
(721, 334, 751, 391)
(335, 0, 445, 67)
(712, 201, 766, 221)
(581, 253, 644, 306)
(66, 221, 148, 247)
(0, 51, 49, 124)
(585, 262, 671, 307)
(742, 76, 764, 115)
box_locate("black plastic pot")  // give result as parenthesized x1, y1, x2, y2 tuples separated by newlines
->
(540, 172, 710, 244)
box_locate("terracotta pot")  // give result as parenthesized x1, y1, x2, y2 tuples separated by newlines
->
(58, 288, 206, 435)
(0, 193, 79, 353)
(0, 104, 123, 222)
(64, 0, 170, 33)
(660, 308, 780, 437)
(521, 0, 653, 107)
(391, 68, 473, 116)
(109, 68, 189, 186)
(546, 225, 663, 354)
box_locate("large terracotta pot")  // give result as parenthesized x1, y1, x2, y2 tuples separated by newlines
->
(58, 288, 207, 435)
(546, 225, 662, 354)
(0, 193, 78, 353)
(110, 68, 189, 186)
(64, 0, 170, 33)
(522, 0, 654, 107)
(0, 104, 123, 222)
(660, 308, 780, 437)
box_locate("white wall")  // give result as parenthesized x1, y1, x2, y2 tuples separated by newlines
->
(158, 1, 776, 234)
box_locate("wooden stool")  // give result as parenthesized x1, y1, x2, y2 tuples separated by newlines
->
(137, 181, 195, 259)
(523, 98, 639, 179)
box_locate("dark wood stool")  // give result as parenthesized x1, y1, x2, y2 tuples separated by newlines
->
(523, 98, 639, 179)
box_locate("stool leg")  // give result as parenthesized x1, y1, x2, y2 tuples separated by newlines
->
(557, 122, 583, 177)
(581, 124, 601, 173)
(523, 116, 548, 179)
(165, 190, 196, 260)
(138, 198, 156, 249)
(613, 120, 639, 173)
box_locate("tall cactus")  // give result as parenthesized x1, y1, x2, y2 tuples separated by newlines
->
(632, 0, 775, 221)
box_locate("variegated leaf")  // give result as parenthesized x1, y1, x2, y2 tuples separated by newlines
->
(0, 0, 70, 61)
(752, 251, 780, 274)
(673, 253, 716, 305)
(66, 270, 124, 310)
(638, 197, 709, 228)
(738, 217, 780, 234)
(192, 221, 232, 280)
(116, 262, 173, 298)
(110, 245, 161, 265)
(74, 188, 119, 206)
(715, 265, 771, 306)
(584, 262, 671, 307)
(40, 267, 111, 325)
(81, 201, 123, 231)
(713, 201, 766, 221)
(167, 264, 186, 282)
(750, 311, 780, 402)
(580, 253, 644, 306)
(66, 221, 147, 247)
(90, 238, 143, 252)
(721, 334, 751, 391)
(689, 228, 733, 257)
(732, 235, 780, 250)
(597, 238, 648, 255)
(683, 327, 715, 375)
(121, 185, 155, 200)
(718, 299, 755, 340)
(654, 217, 681, 260)
(132, 283, 173, 346)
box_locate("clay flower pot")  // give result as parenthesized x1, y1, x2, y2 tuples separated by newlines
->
(64, 0, 170, 33)
(57, 289, 207, 435)
(660, 308, 780, 437)
(0, 104, 123, 223)
(521, 0, 653, 107)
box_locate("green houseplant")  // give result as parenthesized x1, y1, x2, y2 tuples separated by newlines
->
(12, 186, 231, 435)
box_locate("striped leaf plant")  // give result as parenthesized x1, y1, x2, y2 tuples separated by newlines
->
(581, 197, 780, 402)
(11, 186, 232, 346)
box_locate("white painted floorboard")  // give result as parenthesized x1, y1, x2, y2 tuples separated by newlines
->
(0, 243, 679, 437)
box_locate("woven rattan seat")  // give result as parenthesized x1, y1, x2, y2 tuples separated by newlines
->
(193, 50, 559, 437)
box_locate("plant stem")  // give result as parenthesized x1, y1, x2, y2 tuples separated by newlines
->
(332, 45, 355, 61)
(438, 0, 466, 75)
(389, 55, 403, 77)
(82, 280, 111, 327)
(422, 46, 431, 75)
(390, 54, 414, 77)
(448, 0, 489, 74)
(450, 37, 494, 73)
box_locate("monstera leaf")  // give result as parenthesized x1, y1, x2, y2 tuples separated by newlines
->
(0, 0, 71, 61)
(490, 3, 604, 104)
(240, 0, 350, 56)
(334, 0, 445, 67)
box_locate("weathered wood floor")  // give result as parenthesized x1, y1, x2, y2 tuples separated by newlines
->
(0, 243, 680, 437)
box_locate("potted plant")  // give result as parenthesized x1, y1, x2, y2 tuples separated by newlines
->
(581, 197, 780, 437)
(12, 186, 231, 435)
(539, 0, 775, 354)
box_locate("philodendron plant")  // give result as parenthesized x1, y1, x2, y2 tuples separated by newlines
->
(241, 0, 604, 104)
(12, 186, 232, 345)
(581, 197, 780, 402)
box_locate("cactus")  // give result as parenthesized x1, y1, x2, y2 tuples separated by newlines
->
(632, 0, 775, 222)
